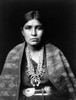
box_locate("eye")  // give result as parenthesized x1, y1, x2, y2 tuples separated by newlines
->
(24, 26, 32, 30)
(36, 26, 43, 30)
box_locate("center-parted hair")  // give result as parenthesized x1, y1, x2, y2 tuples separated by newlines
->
(21, 10, 46, 29)
(24, 10, 40, 22)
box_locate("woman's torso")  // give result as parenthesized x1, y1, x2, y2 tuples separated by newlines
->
(19, 51, 69, 100)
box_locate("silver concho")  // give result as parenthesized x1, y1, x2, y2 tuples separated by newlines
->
(23, 88, 35, 97)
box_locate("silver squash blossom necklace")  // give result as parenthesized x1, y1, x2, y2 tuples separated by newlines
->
(26, 46, 45, 87)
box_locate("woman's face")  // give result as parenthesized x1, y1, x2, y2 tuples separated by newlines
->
(22, 19, 44, 46)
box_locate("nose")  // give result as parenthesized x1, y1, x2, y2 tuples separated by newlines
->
(31, 28, 37, 36)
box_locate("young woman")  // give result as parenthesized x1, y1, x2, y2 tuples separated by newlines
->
(0, 10, 76, 100)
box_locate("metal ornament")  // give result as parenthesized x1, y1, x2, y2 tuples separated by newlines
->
(26, 46, 45, 87)
(23, 88, 35, 97)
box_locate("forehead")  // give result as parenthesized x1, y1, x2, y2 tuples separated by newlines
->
(24, 19, 42, 26)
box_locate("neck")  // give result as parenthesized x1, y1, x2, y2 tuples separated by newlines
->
(26, 44, 44, 64)
(27, 44, 43, 53)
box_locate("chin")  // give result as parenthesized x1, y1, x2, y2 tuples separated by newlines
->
(30, 42, 39, 46)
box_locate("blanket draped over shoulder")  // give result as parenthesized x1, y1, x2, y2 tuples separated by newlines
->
(0, 42, 76, 100)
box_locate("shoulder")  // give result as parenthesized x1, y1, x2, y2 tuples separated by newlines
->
(45, 43, 61, 55)
(9, 42, 25, 53)
(5, 42, 25, 62)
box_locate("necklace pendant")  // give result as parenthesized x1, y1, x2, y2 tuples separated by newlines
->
(35, 79, 40, 87)
(35, 79, 37, 82)
(26, 46, 45, 87)
(36, 81, 40, 86)
(31, 78, 40, 87)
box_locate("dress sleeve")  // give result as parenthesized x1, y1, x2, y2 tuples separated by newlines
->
(60, 51, 76, 100)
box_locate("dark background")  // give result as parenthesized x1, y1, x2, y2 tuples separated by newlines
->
(0, 0, 76, 75)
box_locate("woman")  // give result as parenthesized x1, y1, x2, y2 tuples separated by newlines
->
(0, 10, 76, 100)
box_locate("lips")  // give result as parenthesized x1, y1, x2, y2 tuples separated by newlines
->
(30, 38, 39, 42)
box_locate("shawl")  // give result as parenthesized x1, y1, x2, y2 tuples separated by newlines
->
(0, 42, 76, 100)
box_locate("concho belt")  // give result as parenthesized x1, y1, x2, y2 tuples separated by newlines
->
(23, 86, 52, 97)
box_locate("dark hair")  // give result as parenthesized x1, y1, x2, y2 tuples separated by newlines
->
(21, 10, 46, 28)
